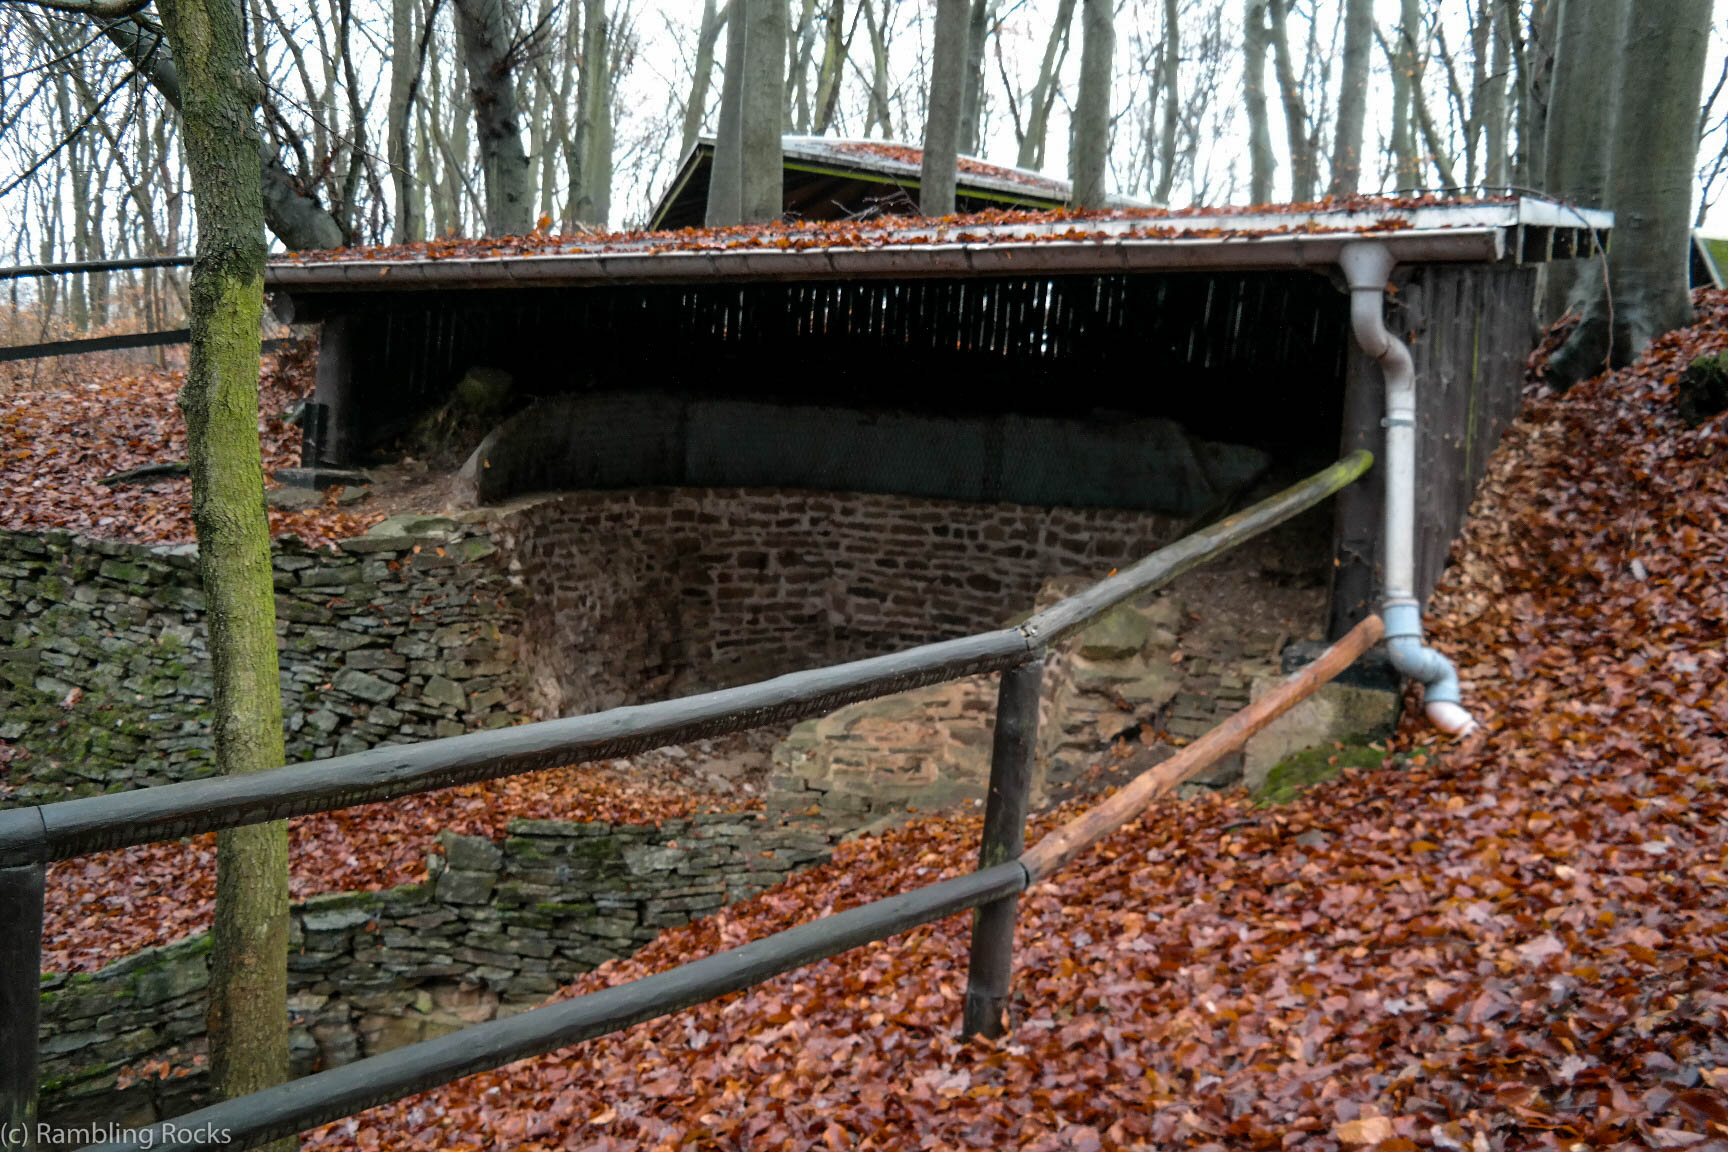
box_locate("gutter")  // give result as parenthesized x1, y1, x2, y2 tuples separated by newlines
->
(266, 229, 1509, 294)
(1339, 241, 1477, 737)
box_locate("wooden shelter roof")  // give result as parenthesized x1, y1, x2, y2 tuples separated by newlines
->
(266, 197, 1613, 298)
(645, 136, 1147, 229)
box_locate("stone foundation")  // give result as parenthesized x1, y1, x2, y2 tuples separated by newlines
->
(767, 561, 1331, 827)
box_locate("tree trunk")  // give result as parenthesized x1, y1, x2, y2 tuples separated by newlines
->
(740, 0, 787, 221)
(707, 0, 747, 224)
(1510, 0, 1557, 188)
(810, 0, 846, 135)
(573, 0, 611, 225)
(452, 0, 534, 236)
(1267, 0, 1314, 201)
(1389, 0, 1422, 187)
(958, 0, 992, 156)
(862, 0, 894, 139)
(1327, 0, 1372, 195)
(788, 0, 818, 132)
(1153, 0, 1179, 203)
(1070, 0, 1112, 208)
(682, 0, 726, 157)
(1538, 0, 1624, 321)
(921, 0, 969, 215)
(1243, 0, 1274, 202)
(387, 0, 420, 242)
(1482, 0, 1511, 187)
(1015, 0, 1076, 170)
(152, 0, 292, 1145)
(1547, 0, 1709, 386)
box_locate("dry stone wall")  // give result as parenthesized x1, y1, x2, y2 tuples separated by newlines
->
(37, 813, 837, 1138)
(0, 518, 525, 803)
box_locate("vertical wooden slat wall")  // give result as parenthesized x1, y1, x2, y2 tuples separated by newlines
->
(1328, 263, 1537, 636)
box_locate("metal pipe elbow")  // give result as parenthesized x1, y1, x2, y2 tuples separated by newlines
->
(1383, 603, 1477, 735)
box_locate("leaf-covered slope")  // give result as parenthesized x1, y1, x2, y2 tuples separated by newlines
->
(302, 296, 1728, 1150)
(0, 343, 377, 547)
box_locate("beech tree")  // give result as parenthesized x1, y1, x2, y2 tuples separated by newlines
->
(1327, 0, 1372, 195)
(1069, 0, 1112, 208)
(920, 0, 968, 214)
(1546, 0, 1712, 386)
(1242, 0, 1273, 202)
(451, 0, 533, 235)
(706, 0, 783, 224)
(95, 13, 346, 250)
(9, 0, 296, 1137)
(1006, 0, 1077, 171)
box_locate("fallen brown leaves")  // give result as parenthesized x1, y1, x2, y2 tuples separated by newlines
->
(297, 296, 1728, 1151)
(43, 755, 767, 974)
(276, 193, 1474, 267)
(0, 342, 381, 547)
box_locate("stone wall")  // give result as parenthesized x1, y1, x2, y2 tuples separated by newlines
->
(493, 488, 1179, 717)
(2, 490, 1183, 799)
(0, 517, 525, 802)
(767, 568, 1320, 829)
(37, 813, 837, 1137)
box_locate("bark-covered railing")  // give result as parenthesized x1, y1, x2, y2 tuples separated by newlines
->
(0, 451, 1376, 1152)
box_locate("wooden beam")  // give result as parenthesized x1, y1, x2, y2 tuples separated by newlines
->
(1020, 614, 1385, 883)
(0, 863, 44, 1152)
(0, 631, 1028, 867)
(961, 658, 1044, 1039)
(82, 863, 1028, 1152)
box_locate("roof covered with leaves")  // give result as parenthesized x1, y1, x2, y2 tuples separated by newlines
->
(267, 196, 1614, 294)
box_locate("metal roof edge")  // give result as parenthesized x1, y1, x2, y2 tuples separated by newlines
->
(265, 228, 1509, 293)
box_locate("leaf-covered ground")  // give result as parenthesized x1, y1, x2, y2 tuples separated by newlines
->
(0, 343, 379, 547)
(42, 745, 773, 974)
(296, 297, 1728, 1151)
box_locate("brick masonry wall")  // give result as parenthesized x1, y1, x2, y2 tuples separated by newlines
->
(37, 814, 838, 1138)
(493, 488, 1179, 717)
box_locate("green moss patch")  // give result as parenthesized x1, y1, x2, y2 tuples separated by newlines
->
(1254, 742, 1391, 805)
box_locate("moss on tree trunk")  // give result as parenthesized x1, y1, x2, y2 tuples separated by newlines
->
(154, 0, 294, 1144)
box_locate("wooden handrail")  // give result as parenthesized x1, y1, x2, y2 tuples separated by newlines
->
(0, 451, 1373, 870)
(72, 619, 1385, 1151)
(1020, 614, 1386, 882)
(0, 452, 1380, 1152)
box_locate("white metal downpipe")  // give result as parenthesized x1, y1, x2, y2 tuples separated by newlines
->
(1339, 242, 1477, 737)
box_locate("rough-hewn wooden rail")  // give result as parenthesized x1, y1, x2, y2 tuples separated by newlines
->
(0, 451, 1375, 1152)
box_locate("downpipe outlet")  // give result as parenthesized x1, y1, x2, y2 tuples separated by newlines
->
(1340, 242, 1478, 738)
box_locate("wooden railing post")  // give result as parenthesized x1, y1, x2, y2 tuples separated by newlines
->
(961, 656, 1043, 1039)
(0, 861, 45, 1152)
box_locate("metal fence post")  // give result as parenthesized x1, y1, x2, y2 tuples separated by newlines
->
(961, 656, 1043, 1039)
(0, 861, 45, 1152)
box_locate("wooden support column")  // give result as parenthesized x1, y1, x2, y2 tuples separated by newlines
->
(0, 862, 45, 1152)
(961, 656, 1043, 1039)
(312, 312, 357, 467)
(1328, 325, 1385, 639)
